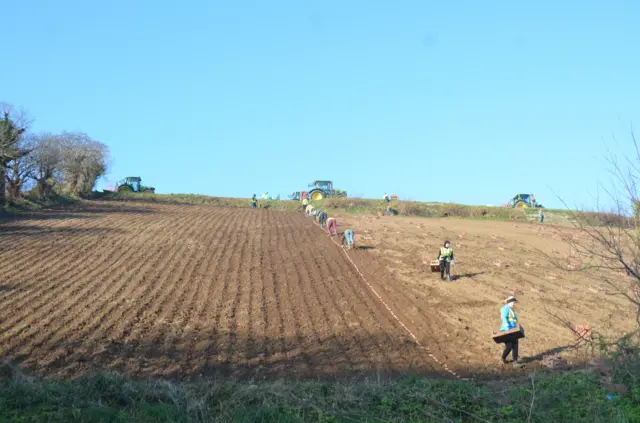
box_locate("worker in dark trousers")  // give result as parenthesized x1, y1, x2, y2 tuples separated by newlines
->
(251, 194, 257, 208)
(318, 211, 328, 228)
(438, 240, 454, 281)
(500, 296, 524, 368)
(301, 197, 309, 213)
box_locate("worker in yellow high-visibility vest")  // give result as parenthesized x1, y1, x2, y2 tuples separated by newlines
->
(301, 197, 309, 213)
(305, 204, 315, 216)
(438, 240, 454, 281)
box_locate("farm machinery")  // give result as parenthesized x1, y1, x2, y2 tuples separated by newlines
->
(288, 191, 304, 201)
(506, 193, 543, 208)
(288, 181, 347, 202)
(307, 180, 347, 201)
(116, 177, 155, 193)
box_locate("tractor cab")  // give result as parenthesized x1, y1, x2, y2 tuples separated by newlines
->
(308, 180, 334, 192)
(124, 177, 141, 192)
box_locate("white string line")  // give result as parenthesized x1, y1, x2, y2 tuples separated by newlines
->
(311, 218, 467, 380)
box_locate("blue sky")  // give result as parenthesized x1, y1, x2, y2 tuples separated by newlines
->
(2, 1, 638, 209)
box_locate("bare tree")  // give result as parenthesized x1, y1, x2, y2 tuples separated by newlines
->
(59, 132, 109, 197)
(0, 103, 31, 205)
(5, 135, 36, 200)
(77, 141, 109, 196)
(30, 132, 63, 199)
(553, 130, 640, 330)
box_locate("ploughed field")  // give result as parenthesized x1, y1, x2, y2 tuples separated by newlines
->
(0, 201, 440, 380)
(1, 200, 635, 381)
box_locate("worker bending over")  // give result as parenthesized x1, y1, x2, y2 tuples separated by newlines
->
(342, 229, 355, 249)
(326, 217, 338, 236)
(314, 209, 323, 223)
(438, 240, 454, 281)
(318, 211, 328, 228)
(306, 205, 315, 216)
(500, 296, 524, 368)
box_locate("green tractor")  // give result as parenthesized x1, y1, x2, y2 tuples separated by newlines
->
(116, 177, 155, 193)
(307, 180, 347, 201)
(508, 193, 543, 208)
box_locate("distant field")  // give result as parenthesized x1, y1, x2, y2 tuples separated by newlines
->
(92, 191, 608, 226)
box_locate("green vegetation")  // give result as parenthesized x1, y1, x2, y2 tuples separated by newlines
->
(0, 361, 638, 422)
(0, 194, 79, 219)
(97, 192, 617, 226)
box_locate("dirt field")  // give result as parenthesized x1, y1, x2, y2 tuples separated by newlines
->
(0, 201, 443, 380)
(0, 201, 636, 381)
(336, 212, 638, 374)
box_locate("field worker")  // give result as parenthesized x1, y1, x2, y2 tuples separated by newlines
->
(251, 194, 257, 209)
(342, 229, 355, 249)
(306, 204, 315, 216)
(314, 209, 323, 223)
(301, 197, 309, 212)
(438, 240, 454, 281)
(383, 192, 390, 202)
(500, 296, 524, 368)
(539, 209, 544, 223)
(319, 211, 328, 227)
(326, 217, 338, 236)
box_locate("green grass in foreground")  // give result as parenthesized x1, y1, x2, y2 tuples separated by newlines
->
(1, 362, 638, 422)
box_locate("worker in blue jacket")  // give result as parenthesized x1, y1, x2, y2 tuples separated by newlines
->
(500, 296, 524, 367)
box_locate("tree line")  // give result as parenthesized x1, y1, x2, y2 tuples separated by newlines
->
(0, 102, 109, 205)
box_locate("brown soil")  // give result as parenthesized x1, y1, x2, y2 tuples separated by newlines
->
(335, 212, 637, 376)
(0, 202, 438, 380)
(0, 201, 635, 381)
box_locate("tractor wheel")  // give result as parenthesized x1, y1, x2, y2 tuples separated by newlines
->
(117, 185, 133, 193)
(514, 201, 529, 208)
(310, 190, 324, 201)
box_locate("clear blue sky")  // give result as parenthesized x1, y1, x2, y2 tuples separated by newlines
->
(2, 1, 639, 208)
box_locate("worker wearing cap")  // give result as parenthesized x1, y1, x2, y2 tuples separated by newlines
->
(251, 194, 257, 209)
(438, 240, 454, 281)
(500, 296, 524, 367)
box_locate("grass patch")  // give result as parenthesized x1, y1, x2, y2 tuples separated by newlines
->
(0, 194, 79, 221)
(0, 362, 638, 422)
(89, 192, 625, 227)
